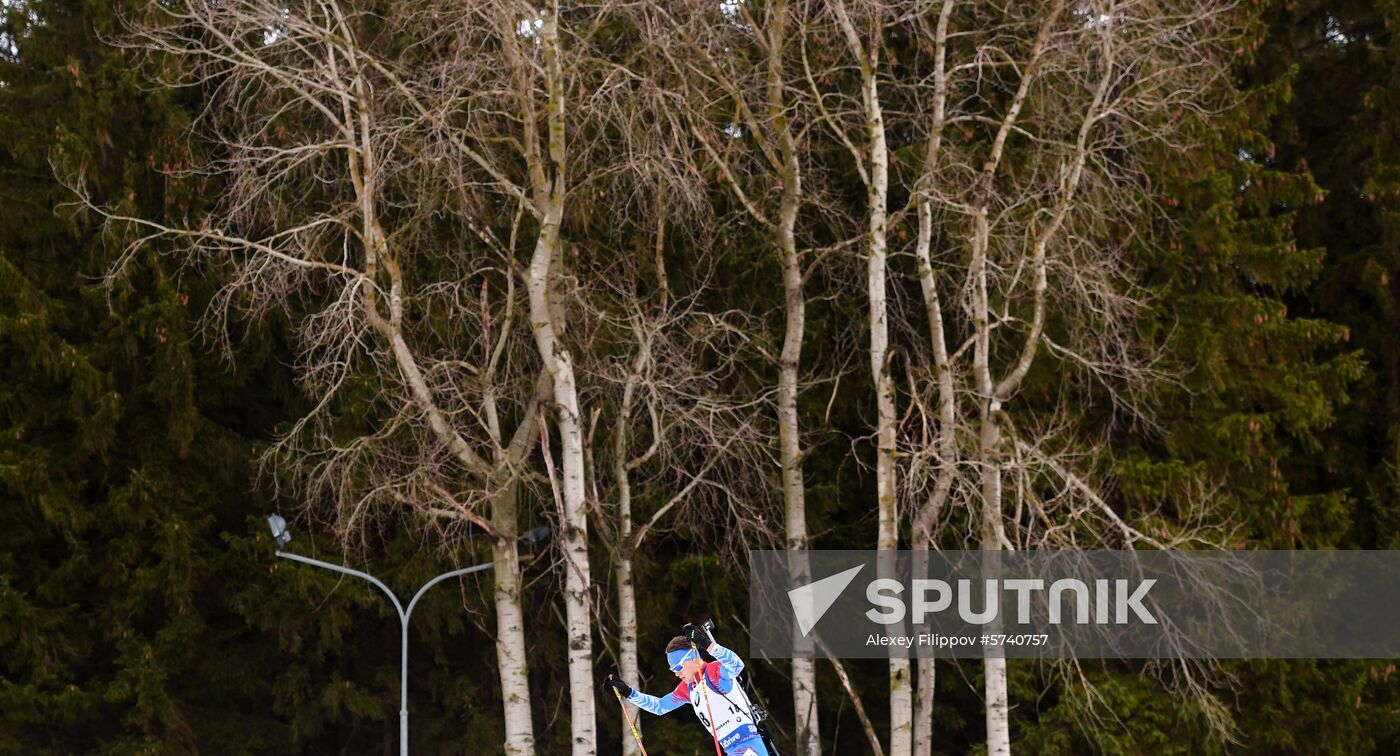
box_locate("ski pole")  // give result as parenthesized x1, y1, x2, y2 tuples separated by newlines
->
(611, 686, 649, 756)
(693, 639, 725, 756)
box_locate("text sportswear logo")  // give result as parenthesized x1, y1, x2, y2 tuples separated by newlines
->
(788, 565, 865, 636)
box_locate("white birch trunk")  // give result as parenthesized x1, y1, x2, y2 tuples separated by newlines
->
(491, 483, 537, 756)
(778, 160, 818, 750)
(970, 203, 1011, 756)
(528, 208, 596, 753)
(912, 167, 951, 756)
(914, 655, 935, 756)
(912, 5, 956, 750)
(523, 10, 596, 753)
(836, 6, 912, 751)
(613, 330, 648, 756)
(763, 3, 819, 750)
(869, 132, 911, 756)
(979, 412, 1011, 756)
(528, 204, 597, 754)
(616, 555, 640, 756)
(780, 227, 820, 754)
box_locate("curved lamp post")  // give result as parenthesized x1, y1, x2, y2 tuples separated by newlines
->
(266, 514, 549, 755)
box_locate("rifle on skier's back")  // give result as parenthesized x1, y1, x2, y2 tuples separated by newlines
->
(701, 619, 781, 756)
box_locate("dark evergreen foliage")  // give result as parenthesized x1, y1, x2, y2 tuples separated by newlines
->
(3, 0, 1399, 753)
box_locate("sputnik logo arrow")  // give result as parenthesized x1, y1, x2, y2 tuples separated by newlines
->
(788, 564, 865, 637)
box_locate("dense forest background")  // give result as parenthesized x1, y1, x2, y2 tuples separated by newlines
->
(3, 0, 1400, 753)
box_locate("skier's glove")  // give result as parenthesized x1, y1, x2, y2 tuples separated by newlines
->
(603, 674, 633, 698)
(682, 622, 711, 649)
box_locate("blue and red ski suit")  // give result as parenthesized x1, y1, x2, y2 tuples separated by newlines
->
(624, 641, 770, 756)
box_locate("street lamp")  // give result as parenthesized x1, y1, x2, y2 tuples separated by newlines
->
(265, 514, 292, 549)
(266, 514, 550, 756)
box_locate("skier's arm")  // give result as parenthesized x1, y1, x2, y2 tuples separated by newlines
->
(682, 623, 746, 679)
(626, 684, 689, 716)
(706, 640, 746, 679)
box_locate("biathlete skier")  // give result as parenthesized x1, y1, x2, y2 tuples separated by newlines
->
(604, 623, 770, 756)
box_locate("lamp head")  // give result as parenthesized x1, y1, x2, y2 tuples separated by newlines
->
(266, 514, 292, 550)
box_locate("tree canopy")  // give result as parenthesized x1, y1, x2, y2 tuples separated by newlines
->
(3, 1, 1399, 754)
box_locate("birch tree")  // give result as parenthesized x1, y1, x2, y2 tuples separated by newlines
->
(495, 5, 600, 750)
(806, 1, 913, 750)
(639, 2, 829, 752)
(344, 3, 648, 749)
(90, 3, 558, 751)
(91, 3, 555, 751)
(891, 1, 1236, 752)
(905, 5, 959, 752)
(91, 1, 669, 752)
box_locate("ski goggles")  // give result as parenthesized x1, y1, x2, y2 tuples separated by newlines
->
(667, 647, 699, 673)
